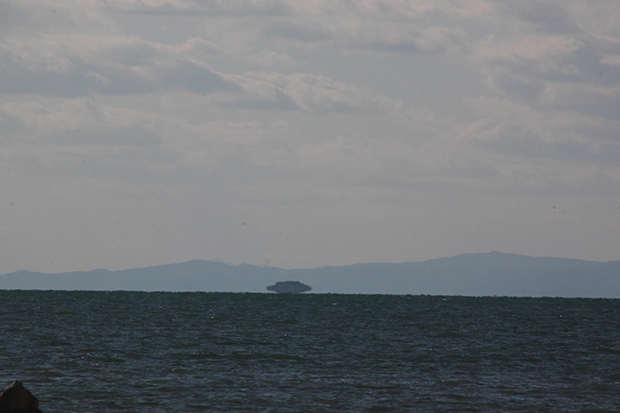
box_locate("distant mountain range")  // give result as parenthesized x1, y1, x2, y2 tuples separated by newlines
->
(2, 251, 620, 297)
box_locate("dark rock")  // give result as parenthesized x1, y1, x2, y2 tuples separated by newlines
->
(0, 381, 42, 413)
(266, 281, 312, 294)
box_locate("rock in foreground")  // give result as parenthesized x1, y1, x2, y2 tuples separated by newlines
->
(266, 281, 312, 294)
(0, 381, 42, 413)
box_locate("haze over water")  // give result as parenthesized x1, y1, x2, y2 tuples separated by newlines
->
(2, 291, 619, 412)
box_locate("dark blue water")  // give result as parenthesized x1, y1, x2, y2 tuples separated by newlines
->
(1, 291, 619, 412)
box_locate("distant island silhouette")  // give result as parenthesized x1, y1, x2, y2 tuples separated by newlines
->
(266, 281, 312, 294)
(1, 251, 619, 297)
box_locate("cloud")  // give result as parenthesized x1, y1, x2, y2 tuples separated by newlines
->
(541, 83, 620, 121)
(497, 1, 579, 35)
(2, 0, 619, 193)
(0, 36, 235, 97)
(263, 21, 332, 42)
(106, 0, 290, 17)
(456, 96, 620, 192)
(0, 1, 25, 29)
(471, 122, 620, 165)
(474, 35, 586, 104)
(477, 35, 582, 67)
(453, 1, 620, 194)
(220, 72, 401, 114)
(158, 61, 240, 95)
(2, 99, 162, 146)
(0, 108, 27, 146)
(46, 125, 162, 148)
(354, 26, 465, 55)
(564, 1, 620, 40)
(0, 59, 154, 97)
(601, 55, 620, 68)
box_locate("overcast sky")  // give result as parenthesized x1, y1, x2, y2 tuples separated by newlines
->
(1, 0, 619, 274)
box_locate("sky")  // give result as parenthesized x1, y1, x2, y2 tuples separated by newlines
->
(1, 0, 619, 274)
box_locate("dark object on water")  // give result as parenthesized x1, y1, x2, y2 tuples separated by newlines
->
(0, 381, 42, 413)
(267, 281, 311, 294)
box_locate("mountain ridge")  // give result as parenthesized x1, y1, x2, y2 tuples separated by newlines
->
(1, 252, 619, 297)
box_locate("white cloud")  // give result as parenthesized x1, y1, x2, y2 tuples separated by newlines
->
(600, 55, 620, 68)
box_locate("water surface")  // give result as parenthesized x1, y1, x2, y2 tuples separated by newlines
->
(1, 291, 619, 412)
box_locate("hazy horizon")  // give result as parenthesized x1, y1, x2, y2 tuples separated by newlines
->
(3, 250, 618, 276)
(1, 1, 619, 276)
(3, 250, 620, 297)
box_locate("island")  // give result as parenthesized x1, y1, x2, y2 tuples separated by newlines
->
(266, 281, 312, 294)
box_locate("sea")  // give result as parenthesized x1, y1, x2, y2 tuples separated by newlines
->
(1, 291, 619, 412)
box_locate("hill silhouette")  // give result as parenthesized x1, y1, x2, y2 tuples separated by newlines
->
(1, 252, 619, 297)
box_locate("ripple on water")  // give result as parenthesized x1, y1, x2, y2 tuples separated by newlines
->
(1, 291, 619, 412)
